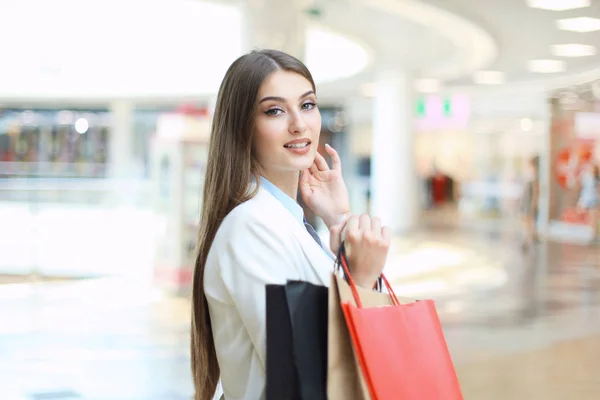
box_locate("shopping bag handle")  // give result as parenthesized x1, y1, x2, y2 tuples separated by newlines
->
(336, 241, 400, 308)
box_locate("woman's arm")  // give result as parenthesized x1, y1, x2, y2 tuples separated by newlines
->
(214, 213, 302, 368)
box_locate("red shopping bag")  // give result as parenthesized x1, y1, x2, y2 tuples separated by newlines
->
(338, 248, 463, 400)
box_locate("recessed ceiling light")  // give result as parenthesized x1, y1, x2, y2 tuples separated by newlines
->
(526, 0, 590, 11)
(414, 79, 441, 93)
(473, 71, 505, 85)
(528, 59, 566, 73)
(556, 17, 600, 32)
(551, 43, 596, 57)
(520, 118, 533, 132)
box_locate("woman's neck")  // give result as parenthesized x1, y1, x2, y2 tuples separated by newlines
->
(262, 170, 300, 200)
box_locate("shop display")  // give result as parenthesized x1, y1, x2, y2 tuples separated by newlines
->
(0, 109, 111, 179)
(150, 109, 211, 296)
(547, 89, 600, 242)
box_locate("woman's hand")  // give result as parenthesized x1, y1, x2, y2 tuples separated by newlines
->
(299, 144, 351, 229)
(335, 214, 391, 289)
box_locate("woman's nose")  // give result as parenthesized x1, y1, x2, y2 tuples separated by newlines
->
(289, 112, 307, 134)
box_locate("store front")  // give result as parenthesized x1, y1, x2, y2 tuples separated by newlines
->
(413, 93, 546, 229)
(0, 106, 172, 279)
(547, 80, 600, 242)
(416, 119, 545, 222)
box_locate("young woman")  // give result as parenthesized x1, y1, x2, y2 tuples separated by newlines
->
(190, 49, 392, 400)
(577, 162, 600, 240)
(520, 156, 539, 251)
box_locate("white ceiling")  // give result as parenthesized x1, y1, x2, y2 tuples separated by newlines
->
(296, 0, 499, 101)
(1, 0, 600, 103)
(0, 0, 372, 101)
(423, 0, 600, 88)
(0, 0, 242, 100)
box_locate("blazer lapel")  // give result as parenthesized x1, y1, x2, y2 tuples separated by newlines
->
(259, 188, 333, 286)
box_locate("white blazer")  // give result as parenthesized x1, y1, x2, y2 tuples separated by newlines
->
(204, 186, 334, 400)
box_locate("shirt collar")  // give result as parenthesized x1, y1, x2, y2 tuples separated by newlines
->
(259, 176, 305, 225)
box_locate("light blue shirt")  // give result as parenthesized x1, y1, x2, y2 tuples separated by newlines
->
(259, 176, 334, 259)
(259, 176, 304, 225)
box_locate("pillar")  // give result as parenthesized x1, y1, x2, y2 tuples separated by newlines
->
(108, 100, 135, 180)
(240, 0, 308, 61)
(370, 70, 419, 234)
(108, 100, 137, 205)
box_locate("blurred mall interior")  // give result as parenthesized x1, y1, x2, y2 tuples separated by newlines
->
(1, 0, 600, 399)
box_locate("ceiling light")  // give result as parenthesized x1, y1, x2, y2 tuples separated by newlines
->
(551, 43, 596, 57)
(414, 79, 441, 93)
(526, 0, 589, 11)
(473, 71, 505, 85)
(75, 118, 89, 134)
(556, 17, 600, 33)
(305, 26, 370, 84)
(528, 59, 566, 73)
(520, 118, 533, 132)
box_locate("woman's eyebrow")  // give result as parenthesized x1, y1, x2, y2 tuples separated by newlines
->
(258, 90, 315, 104)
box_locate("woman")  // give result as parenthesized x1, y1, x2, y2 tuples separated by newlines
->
(577, 162, 600, 240)
(520, 155, 539, 251)
(191, 49, 391, 400)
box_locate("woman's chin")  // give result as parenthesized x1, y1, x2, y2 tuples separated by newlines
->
(295, 160, 315, 171)
(287, 155, 316, 171)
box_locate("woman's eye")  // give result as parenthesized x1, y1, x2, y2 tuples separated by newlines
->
(264, 108, 283, 116)
(302, 102, 316, 110)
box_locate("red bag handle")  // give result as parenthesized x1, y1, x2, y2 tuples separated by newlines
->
(338, 243, 400, 308)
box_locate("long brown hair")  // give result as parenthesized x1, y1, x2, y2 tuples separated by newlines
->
(191, 49, 316, 400)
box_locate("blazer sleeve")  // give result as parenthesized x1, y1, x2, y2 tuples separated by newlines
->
(215, 213, 303, 368)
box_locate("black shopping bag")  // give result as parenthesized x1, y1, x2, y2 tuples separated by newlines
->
(266, 280, 328, 400)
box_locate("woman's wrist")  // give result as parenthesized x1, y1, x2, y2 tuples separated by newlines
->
(323, 211, 352, 230)
(354, 274, 380, 290)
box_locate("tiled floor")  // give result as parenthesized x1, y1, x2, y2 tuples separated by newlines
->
(0, 224, 599, 399)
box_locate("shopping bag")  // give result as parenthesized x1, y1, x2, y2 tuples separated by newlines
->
(337, 248, 464, 400)
(265, 284, 300, 400)
(327, 272, 417, 400)
(265, 281, 328, 400)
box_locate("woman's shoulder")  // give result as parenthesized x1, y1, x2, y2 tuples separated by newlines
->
(204, 188, 304, 283)
(223, 189, 274, 222)
(213, 189, 293, 245)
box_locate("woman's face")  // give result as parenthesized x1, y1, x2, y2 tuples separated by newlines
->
(253, 70, 321, 180)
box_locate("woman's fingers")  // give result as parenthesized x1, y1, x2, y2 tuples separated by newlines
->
(382, 226, 392, 245)
(325, 144, 342, 172)
(358, 214, 371, 233)
(313, 152, 329, 171)
(299, 169, 311, 197)
(371, 216, 382, 240)
(342, 215, 359, 258)
(343, 215, 359, 240)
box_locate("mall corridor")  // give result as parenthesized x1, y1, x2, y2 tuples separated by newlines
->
(1, 224, 599, 400)
(2, 0, 600, 398)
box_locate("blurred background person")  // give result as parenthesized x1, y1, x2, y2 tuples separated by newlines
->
(576, 162, 600, 241)
(520, 155, 539, 251)
(425, 164, 456, 209)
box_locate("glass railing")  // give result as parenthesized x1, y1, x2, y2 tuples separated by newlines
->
(0, 162, 151, 207)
